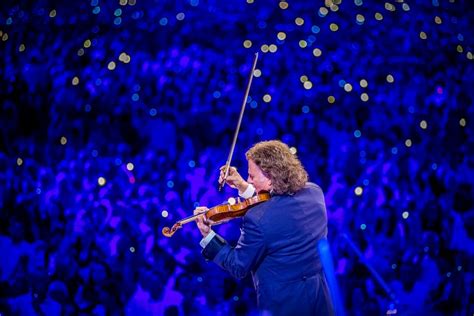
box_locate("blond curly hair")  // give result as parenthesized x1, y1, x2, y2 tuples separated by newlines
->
(246, 140, 308, 195)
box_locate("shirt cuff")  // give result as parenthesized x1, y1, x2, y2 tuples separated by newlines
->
(199, 230, 217, 248)
(239, 184, 256, 199)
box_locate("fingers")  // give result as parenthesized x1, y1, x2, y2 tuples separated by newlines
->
(193, 206, 208, 215)
(220, 165, 235, 171)
(204, 217, 214, 226)
(193, 208, 212, 237)
(219, 166, 242, 186)
(219, 166, 229, 183)
(193, 207, 210, 226)
(220, 165, 237, 176)
(196, 216, 208, 230)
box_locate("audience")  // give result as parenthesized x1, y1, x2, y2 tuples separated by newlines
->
(1, 0, 473, 314)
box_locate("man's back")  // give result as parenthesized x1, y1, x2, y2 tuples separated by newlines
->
(246, 182, 333, 315)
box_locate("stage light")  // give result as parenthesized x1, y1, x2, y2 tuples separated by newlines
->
(384, 3, 395, 11)
(295, 17, 304, 26)
(319, 7, 328, 17)
(279, 1, 288, 10)
(98, 177, 106, 186)
(313, 48, 322, 57)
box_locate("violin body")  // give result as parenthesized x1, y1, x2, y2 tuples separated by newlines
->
(162, 192, 270, 237)
(207, 192, 270, 223)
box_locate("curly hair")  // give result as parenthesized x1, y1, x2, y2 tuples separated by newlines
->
(246, 140, 308, 195)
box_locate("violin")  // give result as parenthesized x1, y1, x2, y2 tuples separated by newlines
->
(162, 192, 270, 237)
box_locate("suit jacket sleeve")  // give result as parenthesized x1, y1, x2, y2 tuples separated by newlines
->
(201, 213, 265, 279)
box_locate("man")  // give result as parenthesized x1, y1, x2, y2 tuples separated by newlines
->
(194, 140, 334, 315)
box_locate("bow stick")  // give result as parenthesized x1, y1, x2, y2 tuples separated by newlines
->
(218, 52, 259, 191)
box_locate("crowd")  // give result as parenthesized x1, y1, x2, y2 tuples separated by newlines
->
(1, 0, 473, 315)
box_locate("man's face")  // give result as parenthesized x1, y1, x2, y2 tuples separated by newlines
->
(247, 159, 272, 193)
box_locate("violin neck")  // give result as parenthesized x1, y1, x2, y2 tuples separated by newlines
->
(178, 211, 205, 225)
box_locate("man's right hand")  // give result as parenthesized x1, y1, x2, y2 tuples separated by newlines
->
(219, 165, 249, 193)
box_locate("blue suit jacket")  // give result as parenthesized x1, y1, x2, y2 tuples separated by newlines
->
(202, 183, 334, 315)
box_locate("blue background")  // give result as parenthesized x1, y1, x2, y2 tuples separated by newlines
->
(1, 0, 473, 315)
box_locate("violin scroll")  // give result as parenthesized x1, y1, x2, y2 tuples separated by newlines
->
(162, 223, 182, 238)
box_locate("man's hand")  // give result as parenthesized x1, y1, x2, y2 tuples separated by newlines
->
(194, 207, 212, 238)
(219, 166, 249, 193)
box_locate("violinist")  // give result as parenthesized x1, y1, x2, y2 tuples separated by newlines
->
(194, 140, 334, 315)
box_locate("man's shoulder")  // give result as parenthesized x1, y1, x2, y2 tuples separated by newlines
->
(301, 182, 324, 196)
(244, 194, 276, 222)
(305, 181, 322, 191)
(245, 183, 324, 220)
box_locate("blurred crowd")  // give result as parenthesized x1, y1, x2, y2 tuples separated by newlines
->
(1, 0, 473, 315)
